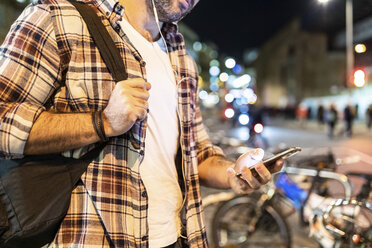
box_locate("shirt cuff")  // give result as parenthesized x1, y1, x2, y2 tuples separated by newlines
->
(0, 102, 45, 159)
(196, 142, 225, 165)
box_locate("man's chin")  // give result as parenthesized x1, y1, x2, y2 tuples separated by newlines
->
(159, 12, 183, 23)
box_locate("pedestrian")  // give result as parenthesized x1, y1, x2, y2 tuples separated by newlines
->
(343, 104, 354, 137)
(0, 0, 283, 247)
(326, 104, 338, 138)
(354, 104, 359, 120)
(307, 106, 312, 120)
(296, 104, 308, 128)
(367, 104, 372, 131)
(317, 104, 325, 125)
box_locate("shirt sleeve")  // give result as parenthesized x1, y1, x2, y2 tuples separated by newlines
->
(188, 56, 225, 164)
(0, 3, 60, 159)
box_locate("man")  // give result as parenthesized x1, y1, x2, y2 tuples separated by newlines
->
(343, 104, 354, 137)
(367, 104, 372, 131)
(0, 0, 282, 247)
(327, 104, 338, 139)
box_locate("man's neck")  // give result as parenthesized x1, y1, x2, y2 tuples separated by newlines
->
(119, 0, 162, 42)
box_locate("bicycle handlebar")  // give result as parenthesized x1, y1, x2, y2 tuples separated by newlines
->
(283, 166, 352, 200)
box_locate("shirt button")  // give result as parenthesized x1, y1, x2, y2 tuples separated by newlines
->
(141, 235, 148, 241)
(140, 61, 146, 67)
(142, 191, 147, 198)
(105, 11, 110, 16)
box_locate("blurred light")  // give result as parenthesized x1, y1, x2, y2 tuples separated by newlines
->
(198, 75, 204, 88)
(235, 98, 242, 106)
(210, 76, 219, 84)
(210, 83, 219, 92)
(224, 108, 235, 119)
(198, 90, 208, 100)
(209, 50, 218, 59)
(203, 93, 220, 107)
(232, 64, 243, 74)
(209, 66, 220, 77)
(355, 44, 366, 53)
(318, 0, 330, 3)
(219, 72, 229, 82)
(225, 58, 236, 69)
(240, 104, 249, 114)
(249, 94, 258, 104)
(232, 74, 252, 88)
(209, 59, 220, 67)
(352, 234, 360, 244)
(224, 93, 234, 103)
(254, 123, 264, 134)
(193, 42, 202, 51)
(230, 89, 241, 98)
(238, 114, 250, 125)
(354, 69, 366, 88)
(226, 75, 237, 88)
(240, 97, 249, 105)
(245, 49, 258, 63)
(16, 0, 26, 2)
(242, 88, 254, 99)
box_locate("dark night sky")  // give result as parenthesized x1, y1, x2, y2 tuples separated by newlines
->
(181, 0, 372, 59)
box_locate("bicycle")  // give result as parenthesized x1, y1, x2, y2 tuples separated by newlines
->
(309, 173, 372, 248)
(205, 148, 353, 248)
(210, 182, 292, 248)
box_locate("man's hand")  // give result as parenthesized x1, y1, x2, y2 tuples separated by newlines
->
(24, 78, 151, 155)
(103, 78, 151, 137)
(227, 148, 283, 194)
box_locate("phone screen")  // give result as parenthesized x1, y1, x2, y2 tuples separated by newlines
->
(236, 147, 301, 180)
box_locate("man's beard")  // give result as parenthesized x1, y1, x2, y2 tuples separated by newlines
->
(149, 0, 192, 23)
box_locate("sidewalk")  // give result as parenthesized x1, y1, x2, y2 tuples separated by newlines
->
(267, 118, 372, 137)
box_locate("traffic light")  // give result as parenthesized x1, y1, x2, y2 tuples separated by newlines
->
(353, 68, 366, 88)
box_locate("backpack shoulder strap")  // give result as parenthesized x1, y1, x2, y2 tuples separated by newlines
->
(69, 0, 128, 82)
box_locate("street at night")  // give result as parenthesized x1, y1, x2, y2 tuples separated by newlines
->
(1, 0, 372, 247)
(202, 111, 372, 248)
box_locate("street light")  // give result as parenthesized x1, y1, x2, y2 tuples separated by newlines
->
(318, 0, 354, 88)
(354, 69, 366, 87)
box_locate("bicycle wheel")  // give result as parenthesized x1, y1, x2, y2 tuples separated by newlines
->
(211, 195, 291, 248)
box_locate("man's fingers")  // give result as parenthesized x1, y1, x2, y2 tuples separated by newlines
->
(120, 78, 151, 90)
(133, 98, 149, 110)
(131, 89, 150, 100)
(135, 107, 148, 121)
(240, 166, 261, 190)
(270, 159, 284, 174)
(254, 163, 271, 184)
(227, 167, 236, 178)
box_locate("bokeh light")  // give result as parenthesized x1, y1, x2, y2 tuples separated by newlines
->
(238, 114, 250, 125)
(254, 123, 264, 134)
(209, 66, 221, 77)
(224, 108, 235, 119)
(219, 72, 229, 82)
(224, 93, 234, 103)
(355, 44, 366, 53)
(199, 90, 208, 100)
(225, 58, 236, 69)
(193, 42, 202, 51)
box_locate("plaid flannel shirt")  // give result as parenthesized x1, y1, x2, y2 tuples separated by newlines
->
(0, 0, 225, 247)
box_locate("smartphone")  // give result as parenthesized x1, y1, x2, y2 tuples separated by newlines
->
(236, 147, 302, 180)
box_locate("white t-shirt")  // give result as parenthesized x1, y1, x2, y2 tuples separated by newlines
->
(119, 19, 183, 247)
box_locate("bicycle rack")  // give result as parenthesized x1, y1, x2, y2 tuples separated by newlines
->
(283, 166, 352, 201)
